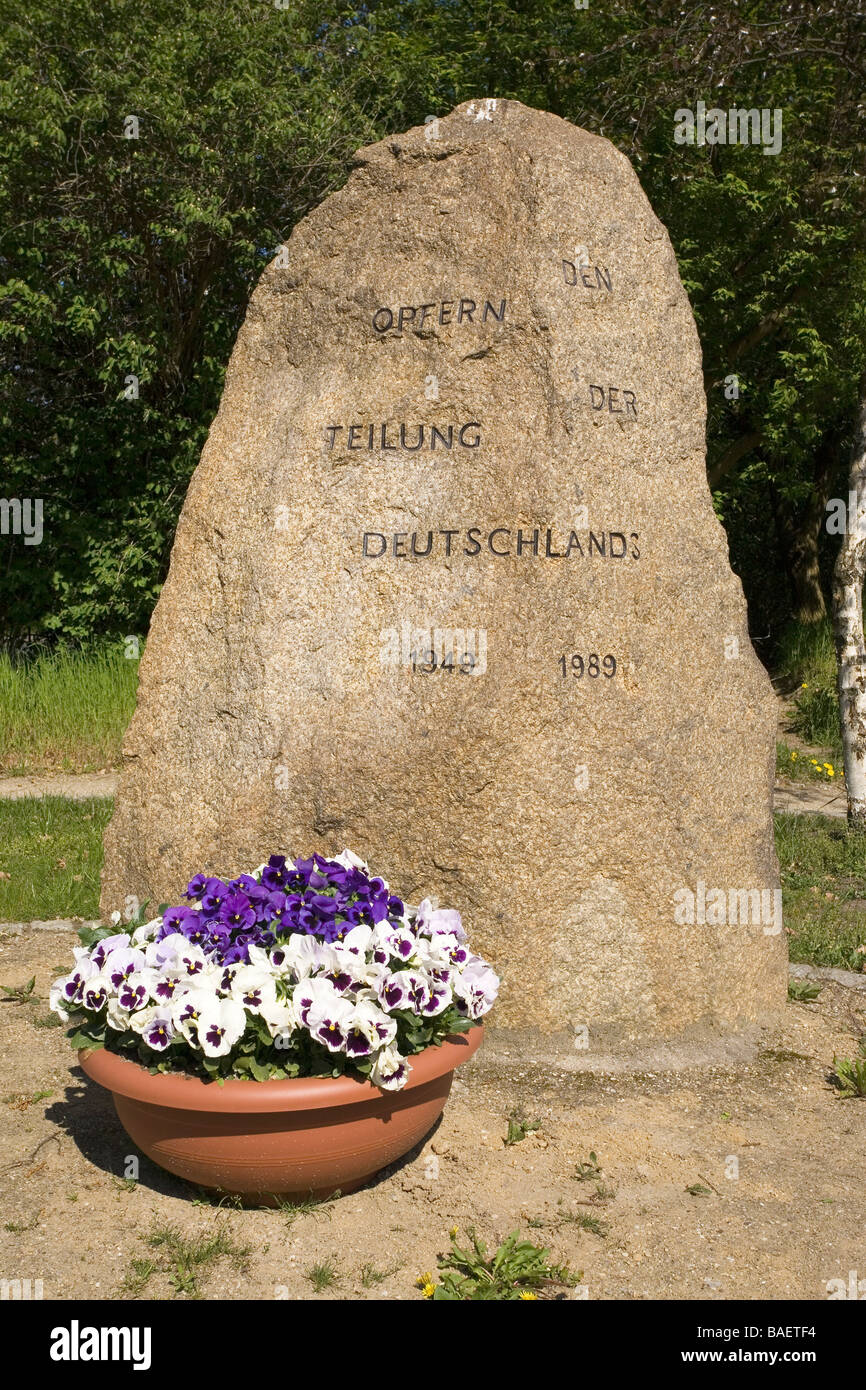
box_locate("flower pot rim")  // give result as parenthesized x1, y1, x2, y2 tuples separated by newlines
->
(78, 1025, 483, 1113)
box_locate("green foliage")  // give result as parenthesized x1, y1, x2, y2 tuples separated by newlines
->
(776, 743, 839, 784)
(139, 1219, 252, 1298)
(573, 1151, 603, 1182)
(829, 1039, 866, 1099)
(0, 974, 36, 1003)
(429, 1227, 579, 1301)
(504, 1111, 540, 1145)
(359, 1259, 399, 1287)
(277, 1194, 335, 1226)
(788, 978, 822, 1002)
(775, 619, 838, 690)
(569, 1211, 608, 1235)
(0, 0, 377, 643)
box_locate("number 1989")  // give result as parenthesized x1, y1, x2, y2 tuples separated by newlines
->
(558, 653, 617, 678)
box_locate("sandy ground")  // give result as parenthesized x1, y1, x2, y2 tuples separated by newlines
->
(0, 773, 118, 801)
(773, 778, 846, 819)
(1, 926, 865, 1303)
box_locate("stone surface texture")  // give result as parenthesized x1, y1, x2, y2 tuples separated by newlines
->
(101, 100, 787, 1050)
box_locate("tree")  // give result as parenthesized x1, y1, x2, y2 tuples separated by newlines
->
(833, 370, 866, 828)
(0, 0, 375, 644)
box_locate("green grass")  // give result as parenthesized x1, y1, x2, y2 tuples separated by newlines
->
(776, 812, 866, 971)
(122, 1220, 252, 1299)
(773, 620, 842, 754)
(0, 647, 139, 774)
(790, 684, 842, 754)
(0, 797, 112, 921)
(774, 619, 837, 689)
(305, 1256, 340, 1292)
(359, 1260, 401, 1287)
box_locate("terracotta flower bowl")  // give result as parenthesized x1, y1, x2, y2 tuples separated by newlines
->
(79, 1026, 482, 1204)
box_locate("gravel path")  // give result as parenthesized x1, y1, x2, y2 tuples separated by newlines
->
(0, 772, 118, 800)
(772, 777, 846, 818)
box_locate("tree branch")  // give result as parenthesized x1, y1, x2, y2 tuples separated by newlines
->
(708, 429, 762, 490)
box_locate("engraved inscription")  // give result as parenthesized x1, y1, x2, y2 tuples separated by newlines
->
(372, 298, 507, 332)
(561, 259, 612, 291)
(558, 653, 618, 678)
(588, 384, 638, 416)
(325, 422, 481, 451)
(361, 527, 640, 560)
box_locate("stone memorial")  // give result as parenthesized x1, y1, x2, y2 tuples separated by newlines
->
(101, 99, 787, 1058)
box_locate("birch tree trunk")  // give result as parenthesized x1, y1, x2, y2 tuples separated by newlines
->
(833, 372, 866, 830)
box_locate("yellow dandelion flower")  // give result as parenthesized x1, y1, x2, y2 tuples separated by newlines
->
(449, 1226, 459, 1239)
(415, 1271, 433, 1288)
(791, 751, 798, 759)
(801, 682, 808, 688)
(519, 1291, 538, 1300)
(423, 1282, 436, 1299)
(828, 769, 835, 776)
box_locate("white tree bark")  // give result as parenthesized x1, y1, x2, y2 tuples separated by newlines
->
(833, 372, 866, 830)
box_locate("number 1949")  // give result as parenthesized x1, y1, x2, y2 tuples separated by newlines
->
(559, 653, 617, 678)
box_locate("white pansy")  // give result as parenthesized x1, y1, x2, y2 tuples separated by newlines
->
(148, 937, 208, 979)
(49, 980, 71, 1022)
(229, 965, 277, 1013)
(128, 1006, 174, 1050)
(195, 997, 247, 1057)
(347, 998, 397, 1052)
(338, 923, 373, 956)
(102, 946, 147, 988)
(370, 1045, 410, 1090)
(258, 998, 297, 1042)
(131, 917, 162, 946)
(283, 933, 323, 980)
(453, 960, 500, 1018)
(106, 998, 134, 1032)
(333, 849, 368, 870)
(305, 993, 355, 1052)
(378, 924, 417, 964)
(90, 932, 131, 968)
(81, 973, 113, 1012)
(415, 898, 467, 942)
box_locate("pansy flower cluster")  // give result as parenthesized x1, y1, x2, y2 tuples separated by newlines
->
(51, 850, 499, 1090)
